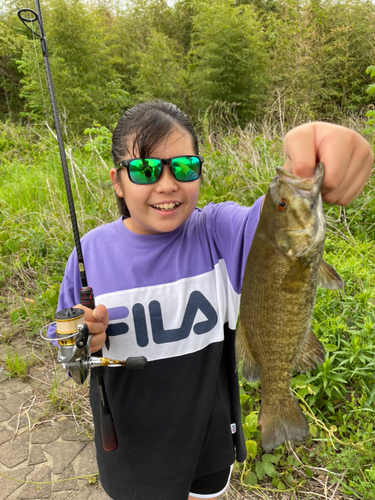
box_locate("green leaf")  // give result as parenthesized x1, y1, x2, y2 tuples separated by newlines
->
(5, 240, 19, 253)
(245, 413, 258, 433)
(245, 440, 258, 459)
(326, 401, 334, 413)
(277, 481, 286, 491)
(240, 394, 250, 404)
(244, 471, 258, 486)
(285, 474, 296, 486)
(255, 462, 266, 480)
(309, 424, 318, 437)
(305, 467, 313, 478)
(324, 343, 338, 352)
(263, 462, 277, 477)
(10, 311, 20, 324)
(262, 453, 279, 464)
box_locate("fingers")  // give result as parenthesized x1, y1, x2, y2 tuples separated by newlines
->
(283, 123, 318, 178)
(283, 122, 373, 205)
(89, 332, 107, 354)
(73, 303, 108, 353)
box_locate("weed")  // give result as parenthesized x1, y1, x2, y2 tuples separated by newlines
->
(2, 350, 29, 379)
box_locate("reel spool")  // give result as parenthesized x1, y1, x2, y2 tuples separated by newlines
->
(54, 307, 90, 385)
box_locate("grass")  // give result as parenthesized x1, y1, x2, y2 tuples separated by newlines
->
(2, 350, 29, 379)
(0, 111, 374, 498)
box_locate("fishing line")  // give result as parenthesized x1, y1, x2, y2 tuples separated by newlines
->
(31, 14, 49, 122)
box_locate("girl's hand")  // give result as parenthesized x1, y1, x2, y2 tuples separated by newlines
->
(283, 122, 373, 205)
(74, 304, 108, 353)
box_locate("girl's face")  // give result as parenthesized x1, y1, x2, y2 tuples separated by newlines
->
(110, 128, 200, 235)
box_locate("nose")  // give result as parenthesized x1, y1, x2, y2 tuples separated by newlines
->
(155, 165, 178, 193)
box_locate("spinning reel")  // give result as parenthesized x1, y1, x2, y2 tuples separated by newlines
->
(42, 307, 147, 385)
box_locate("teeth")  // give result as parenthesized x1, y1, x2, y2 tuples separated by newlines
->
(152, 203, 179, 210)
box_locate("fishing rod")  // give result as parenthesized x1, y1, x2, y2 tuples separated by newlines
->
(17, 1, 147, 452)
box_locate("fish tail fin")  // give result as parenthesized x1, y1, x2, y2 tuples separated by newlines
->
(295, 328, 325, 372)
(236, 322, 260, 381)
(259, 393, 309, 452)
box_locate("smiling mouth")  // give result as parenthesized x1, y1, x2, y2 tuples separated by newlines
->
(151, 202, 181, 211)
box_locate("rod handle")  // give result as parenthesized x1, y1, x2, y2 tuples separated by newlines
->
(80, 286, 95, 310)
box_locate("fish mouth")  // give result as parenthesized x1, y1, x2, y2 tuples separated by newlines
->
(276, 163, 324, 192)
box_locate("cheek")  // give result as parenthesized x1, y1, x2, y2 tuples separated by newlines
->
(188, 182, 200, 205)
(123, 183, 152, 207)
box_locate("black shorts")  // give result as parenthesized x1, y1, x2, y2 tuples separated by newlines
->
(189, 465, 232, 498)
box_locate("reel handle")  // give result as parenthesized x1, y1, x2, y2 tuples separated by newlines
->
(126, 356, 148, 370)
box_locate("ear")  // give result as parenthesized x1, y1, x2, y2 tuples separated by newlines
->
(110, 168, 124, 198)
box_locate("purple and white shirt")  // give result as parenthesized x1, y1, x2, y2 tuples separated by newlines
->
(54, 199, 262, 500)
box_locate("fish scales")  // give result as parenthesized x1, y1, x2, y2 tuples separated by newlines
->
(237, 163, 343, 452)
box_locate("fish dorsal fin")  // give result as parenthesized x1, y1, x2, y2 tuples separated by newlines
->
(318, 260, 344, 290)
(236, 322, 261, 382)
(295, 328, 325, 373)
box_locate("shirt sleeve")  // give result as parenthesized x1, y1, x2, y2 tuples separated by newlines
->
(201, 197, 263, 294)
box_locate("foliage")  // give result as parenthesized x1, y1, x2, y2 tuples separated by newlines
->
(1, 0, 375, 127)
(264, 0, 375, 124)
(0, 20, 25, 121)
(187, 0, 268, 122)
(133, 29, 184, 104)
(16, 0, 132, 132)
(364, 65, 375, 135)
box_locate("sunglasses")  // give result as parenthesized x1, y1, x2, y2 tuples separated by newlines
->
(116, 155, 203, 185)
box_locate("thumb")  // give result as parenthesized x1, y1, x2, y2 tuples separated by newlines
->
(92, 304, 107, 321)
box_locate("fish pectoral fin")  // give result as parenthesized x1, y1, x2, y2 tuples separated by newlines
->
(318, 260, 344, 290)
(295, 328, 325, 373)
(236, 322, 261, 381)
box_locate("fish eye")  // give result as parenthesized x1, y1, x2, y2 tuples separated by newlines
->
(276, 199, 288, 211)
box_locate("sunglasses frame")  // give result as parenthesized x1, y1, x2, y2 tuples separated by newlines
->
(116, 155, 204, 185)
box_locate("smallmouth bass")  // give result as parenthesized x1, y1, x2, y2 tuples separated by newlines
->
(237, 163, 343, 452)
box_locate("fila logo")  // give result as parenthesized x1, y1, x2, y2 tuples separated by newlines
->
(105, 290, 218, 350)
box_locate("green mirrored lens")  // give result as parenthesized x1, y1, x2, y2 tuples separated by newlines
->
(129, 159, 161, 184)
(171, 157, 200, 181)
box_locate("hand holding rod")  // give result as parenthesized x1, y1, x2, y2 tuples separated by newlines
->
(17, 1, 118, 451)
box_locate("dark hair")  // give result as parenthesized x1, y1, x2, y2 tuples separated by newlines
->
(112, 101, 199, 217)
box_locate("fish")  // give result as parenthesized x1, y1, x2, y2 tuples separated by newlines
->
(236, 163, 343, 453)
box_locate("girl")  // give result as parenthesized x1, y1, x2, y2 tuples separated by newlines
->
(55, 101, 372, 500)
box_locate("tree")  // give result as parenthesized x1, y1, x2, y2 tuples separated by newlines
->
(0, 20, 27, 121)
(186, 0, 268, 122)
(17, 0, 131, 132)
(264, 0, 375, 125)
